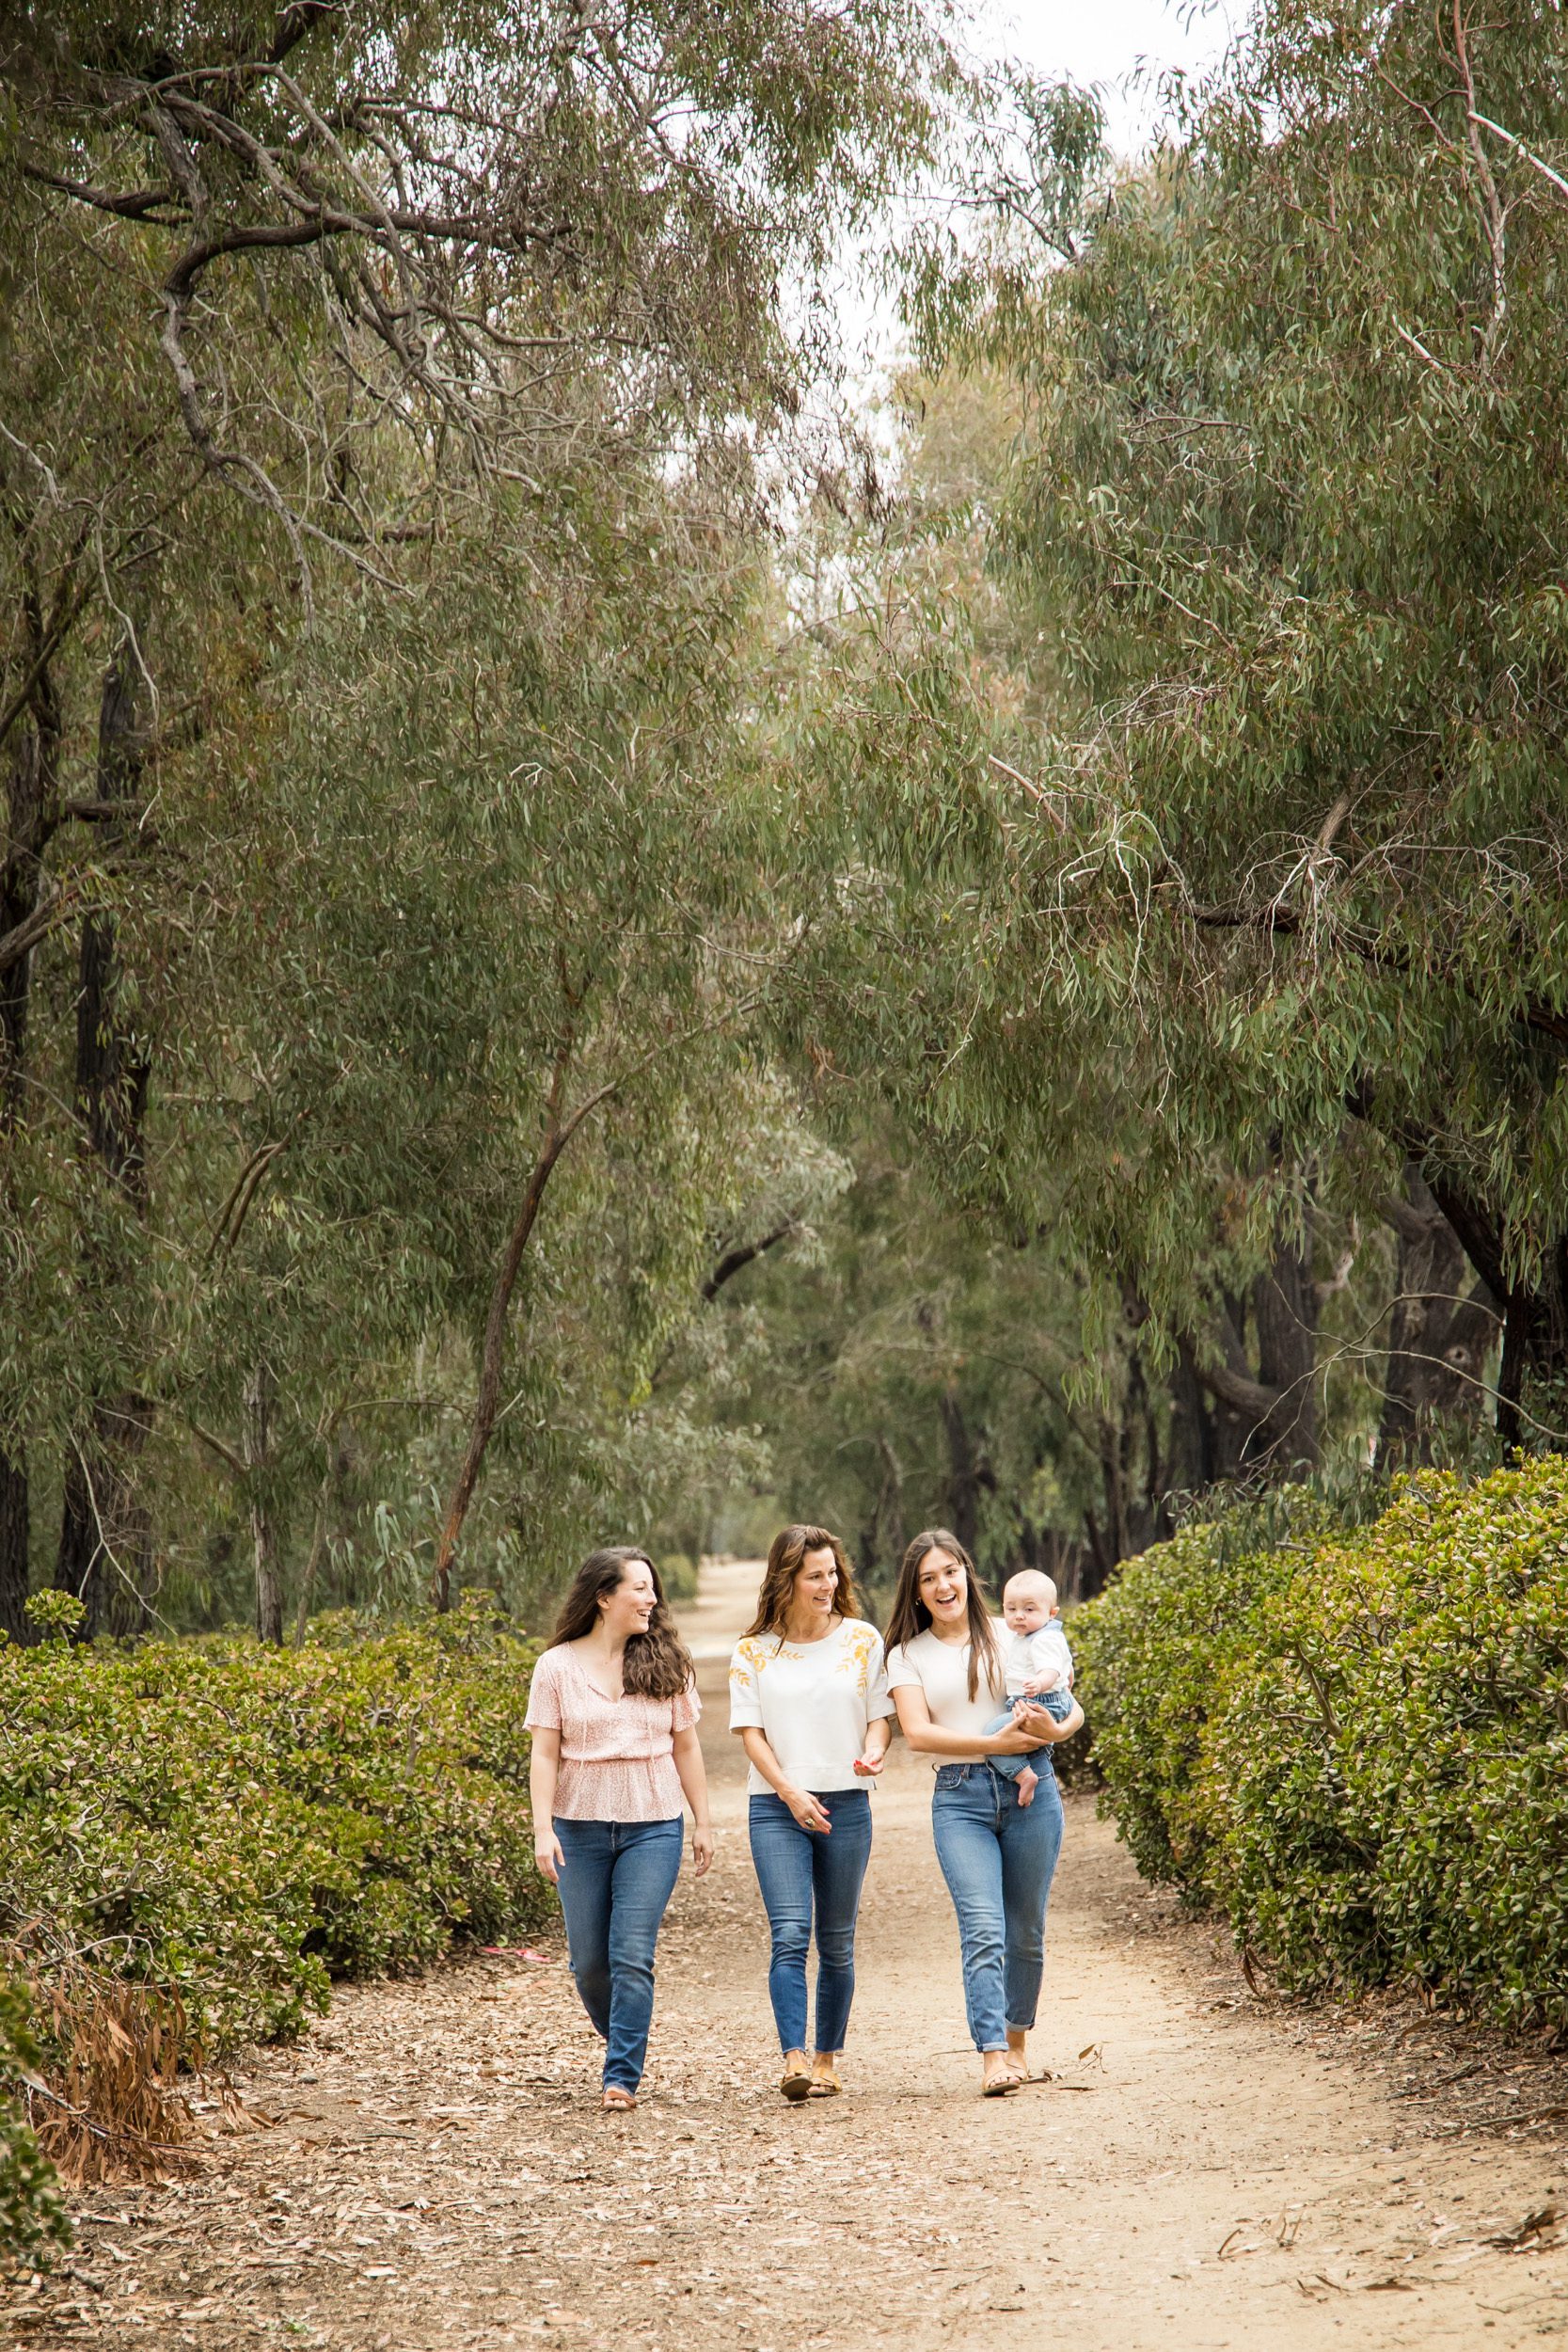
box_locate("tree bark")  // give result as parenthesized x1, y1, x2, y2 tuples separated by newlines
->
(1192, 1223, 1321, 1478)
(0, 609, 62, 1615)
(55, 645, 153, 1622)
(939, 1382, 992, 1560)
(245, 1362, 284, 1645)
(0, 1450, 28, 1644)
(1425, 1173, 1568, 1446)
(1378, 1168, 1500, 1467)
(432, 1032, 602, 1611)
(56, 1394, 155, 1637)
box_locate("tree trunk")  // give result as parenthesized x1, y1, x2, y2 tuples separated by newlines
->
(0, 1449, 28, 1644)
(245, 1363, 284, 1645)
(1426, 1175, 1568, 1447)
(433, 1032, 622, 1610)
(55, 645, 153, 1618)
(0, 622, 62, 1611)
(869, 1433, 907, 1577)
(939, 1382, 992, 1560)
(1248, 1216, 1319, 1471)
(56, 1395, 155, 1637)
(1192, 1223, 1321, 1479)
(1378, 1168, 1500, 1467)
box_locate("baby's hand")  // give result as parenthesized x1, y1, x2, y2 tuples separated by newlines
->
(1023, 1668, 1062, 1695)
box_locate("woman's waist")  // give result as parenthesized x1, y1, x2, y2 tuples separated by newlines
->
(558, 1743, 676, 1768)
(933, 1757, 1055, 1788)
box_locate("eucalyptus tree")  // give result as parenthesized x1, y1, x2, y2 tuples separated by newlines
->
(0, 0, 957, 1630)
(892, 3, 1568, 1454)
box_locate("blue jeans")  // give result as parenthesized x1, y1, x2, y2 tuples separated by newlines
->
(748, 1788, 873, 2054)
(552, 1816, 684, 2091)
(982, 1688, 1073, 1781)
(930, 1762, 1064, 2052)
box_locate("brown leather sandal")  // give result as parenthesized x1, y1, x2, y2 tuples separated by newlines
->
(780, 2063, 813, 2102)
(807, 2065, 841, 2098)
(602, 2086, 637, 2112)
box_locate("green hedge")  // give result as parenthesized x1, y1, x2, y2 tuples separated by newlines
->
(0, 1597, 552, 2057)
(1075, 1461, 1568, 2029)
(0, 1985, 70, 2264)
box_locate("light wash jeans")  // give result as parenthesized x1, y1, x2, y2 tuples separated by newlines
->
(552, 1815, 684, 2091)
(930, 1760, 1064, 2051)
(748, 1787, 873, 2054)
(981, 1686, 1074, 1781)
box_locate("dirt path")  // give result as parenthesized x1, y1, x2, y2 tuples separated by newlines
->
(8, 1557, 1567, 2351)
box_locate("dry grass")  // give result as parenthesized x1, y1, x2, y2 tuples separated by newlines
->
(3, 1945, 198, 2186)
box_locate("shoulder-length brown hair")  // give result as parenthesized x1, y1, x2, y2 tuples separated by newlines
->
(743, 1524, 863, 1640)
(883, 1528, 1002, 1703)
(550, 1546, 695, 1701)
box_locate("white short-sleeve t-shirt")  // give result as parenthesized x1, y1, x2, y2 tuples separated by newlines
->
(728, 1616, 894, 1798)
(1000, 1620, 1074, 1698)
(885, 1621, 1009, 1739)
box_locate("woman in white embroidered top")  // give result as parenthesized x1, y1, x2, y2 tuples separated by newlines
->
(526, 1547, 713, 2113)
(729, 1524, 894, 2102)
(885, 1528, 1084, 2099)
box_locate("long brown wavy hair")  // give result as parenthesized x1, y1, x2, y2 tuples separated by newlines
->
(883, 1528, 1003, 1703)
(550, 1546, 695, 1701)
(743, 1524, 863, 1641)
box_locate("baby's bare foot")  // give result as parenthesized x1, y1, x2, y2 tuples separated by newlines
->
(1017, 1764, 1038, 1806)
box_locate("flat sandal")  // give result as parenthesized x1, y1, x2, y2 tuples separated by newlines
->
(780, 2063, 813, 2102)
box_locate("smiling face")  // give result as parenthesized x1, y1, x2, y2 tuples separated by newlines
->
(916, 1544, 969, 1634)
(791, 1545, 840, 1625)
(598, 1556, 658, 1641)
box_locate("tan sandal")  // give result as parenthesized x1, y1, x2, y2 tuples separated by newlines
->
(780, 2063, 813, 2103)
(807, 2065, 841, 2098)
(602, 2086, 637, 2112)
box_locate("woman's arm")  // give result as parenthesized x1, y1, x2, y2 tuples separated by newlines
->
(738, 1727, 832, 1831)
(891, 1684, 1053, 1760)
(672, 1723, 716, 1875)
(853, 1714, 895, 1776)
(1014, 1695, 1085, 1743)
(529, 1726, 565, 1883)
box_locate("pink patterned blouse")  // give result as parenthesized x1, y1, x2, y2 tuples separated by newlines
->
(524, 1644, 701, 1821)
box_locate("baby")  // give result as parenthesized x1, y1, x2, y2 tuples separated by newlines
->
(984, 1569, 1074, 1807)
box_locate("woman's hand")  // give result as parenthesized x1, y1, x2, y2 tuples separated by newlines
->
(1015, 1698, 1083, 1743)
(784, 1788, 832, 1833)
(690, 1824, 716, 1877)
(985, 1720, 1045, 1756)
(534, 1832, 565, 1885)
(851, 1750, 885, 1777)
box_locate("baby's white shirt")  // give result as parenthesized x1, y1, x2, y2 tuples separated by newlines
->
(1001, 1620, 1074, 1699)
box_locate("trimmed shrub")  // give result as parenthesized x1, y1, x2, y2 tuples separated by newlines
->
(1078, 1462, 1568, 2029)
(0, 1597, 552, 2062)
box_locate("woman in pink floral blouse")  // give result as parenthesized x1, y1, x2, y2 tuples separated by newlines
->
(526, 1548, 713, 2111)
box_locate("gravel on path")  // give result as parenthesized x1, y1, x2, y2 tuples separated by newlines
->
(6, 1556, 1567, 2351)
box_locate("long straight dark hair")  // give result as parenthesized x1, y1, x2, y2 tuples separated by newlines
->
(883, 1528, 1002, 1704)
(550, 1547, 695, 1701)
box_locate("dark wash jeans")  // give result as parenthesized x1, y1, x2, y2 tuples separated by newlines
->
(930, 1761, 1063, 2052)
(552, 1815, 684, 2091)
(748, 1787, 873, 2054)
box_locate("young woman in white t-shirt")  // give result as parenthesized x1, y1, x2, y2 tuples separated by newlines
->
(885, 1528, 1084, 2098)
(729, 1524, 894, 2101)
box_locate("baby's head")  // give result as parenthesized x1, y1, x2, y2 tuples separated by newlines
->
(1003, 1569, 1059, 1635)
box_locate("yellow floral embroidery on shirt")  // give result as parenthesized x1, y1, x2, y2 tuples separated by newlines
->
(832, 1620, 879, 1692)
(729, 1634, 775, 1688)
(729, 1621, 880, 1698)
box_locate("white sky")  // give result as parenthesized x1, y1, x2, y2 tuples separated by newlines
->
(976, 0, 1239, 156)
